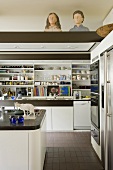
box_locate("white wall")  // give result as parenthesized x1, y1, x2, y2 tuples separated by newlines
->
(0, 15, 102, 31)
(103, 8, 113, 25)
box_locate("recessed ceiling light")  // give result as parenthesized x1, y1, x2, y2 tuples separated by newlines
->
(40, 45, 45, 48)
(67, 45, 78, 49)
(14, 45, 20, 49)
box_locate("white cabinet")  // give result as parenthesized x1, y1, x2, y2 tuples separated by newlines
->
(36, 107, 52, 131)
(0, 115, 46, 170)
(74, 101, 91, 130)
(37, 106, 73, 131)
(52, 107, 73, 131)
(29, 114, 46, 170)
(45, 107, 52, 131)
(0, 131, 29, 170)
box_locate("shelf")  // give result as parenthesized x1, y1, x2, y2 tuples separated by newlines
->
(72, 63, 90, 65)
(91, 84, 98, 85)
(0, 85, 34, 87)
(72, 73, 90, 75)
(35, 70, 71, 71)
(0, 68, 33, 70)
(72, 68, 90, 70)
(72, 80, 90, 81)
(0, 73, 33, 75)
(0, 80, 34, 81)
(91, 79, 98, 81)
(72, 89, 90, 91)
(35, 80, 71, 82)
(35, 84, 71, 86)
(0, 32, 103, 43)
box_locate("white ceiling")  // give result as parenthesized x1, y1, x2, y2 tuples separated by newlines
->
(0, 0, 112, 20)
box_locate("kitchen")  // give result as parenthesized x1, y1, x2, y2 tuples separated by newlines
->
(1, 0, 112, 170)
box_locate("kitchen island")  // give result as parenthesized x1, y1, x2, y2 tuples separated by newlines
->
(0, 109, 46, 170)
(0, 97, 91, 131)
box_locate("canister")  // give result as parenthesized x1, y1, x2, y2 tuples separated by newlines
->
(21, 75, 24, 80)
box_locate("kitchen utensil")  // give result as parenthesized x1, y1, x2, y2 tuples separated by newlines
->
(82, 77, 87, 80)
(76, 70, 81, 74)
(76, 75, 81, 80)
(86, 70, 90, 74)
(81, 70, 86, 74)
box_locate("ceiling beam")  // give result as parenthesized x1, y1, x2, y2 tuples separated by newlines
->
(0, 53, 90, 60)
(0, 32, 103, 43)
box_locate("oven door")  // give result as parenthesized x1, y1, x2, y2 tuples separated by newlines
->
(91, 94, 100, 129)
(90, 61, 99, 93)
(91, 85, 98, 93)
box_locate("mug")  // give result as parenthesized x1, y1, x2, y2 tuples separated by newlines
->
(76, 75, 81, 80)
(18, 116, 24, 124)
(9, 116, 17, 124)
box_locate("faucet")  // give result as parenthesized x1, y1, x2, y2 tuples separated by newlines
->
(54, 93, 57, 99)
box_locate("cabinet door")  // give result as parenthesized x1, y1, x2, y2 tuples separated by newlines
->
(74, 101, 91, 129)
(36, 107, 52, 131)
(52, 107, 73, 131)
(40, 115, 46, 170)
(0, 131, 28, 170)
(29, 116, 46, 170)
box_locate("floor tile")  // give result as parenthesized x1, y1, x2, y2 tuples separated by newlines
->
(43, 132, 104, 170)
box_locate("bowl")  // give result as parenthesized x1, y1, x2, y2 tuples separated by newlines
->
(82, 77, 87, 80)
(81, 70, 86, 74)
(11, 96, 15, 100)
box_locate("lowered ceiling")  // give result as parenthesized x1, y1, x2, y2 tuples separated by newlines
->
(0, 43, 94, 52)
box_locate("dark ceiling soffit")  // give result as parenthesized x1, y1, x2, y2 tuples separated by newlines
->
(0, 32, 103, 43)
(0, 54, 90, 60)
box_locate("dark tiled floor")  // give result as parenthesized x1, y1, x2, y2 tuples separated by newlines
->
(43, 132, 104, 170)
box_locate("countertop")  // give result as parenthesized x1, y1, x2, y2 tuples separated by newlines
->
(0, 109, 46, 130)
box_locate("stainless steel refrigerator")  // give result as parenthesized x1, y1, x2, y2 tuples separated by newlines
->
(100, 50, 113, 170)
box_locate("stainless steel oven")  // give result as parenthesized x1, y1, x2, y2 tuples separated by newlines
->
(90, 60, 100, 144)
(91, 93, 100, 128)
(90, 60, 99, 93)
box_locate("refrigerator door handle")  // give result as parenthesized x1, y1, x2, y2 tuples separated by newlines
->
(91, 130, 98, 137)
(107, 113, 112, 117)
(104, 51, 108, 170)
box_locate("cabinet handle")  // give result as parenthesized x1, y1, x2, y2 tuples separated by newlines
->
(91, 130, 98, 137)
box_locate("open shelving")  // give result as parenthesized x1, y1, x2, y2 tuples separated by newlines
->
(0, 61, 91, 98)
(34, 64, 72, 97)
(72, 63, 90, 97)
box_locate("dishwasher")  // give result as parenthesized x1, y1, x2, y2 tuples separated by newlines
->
(74, 101, 91, 130)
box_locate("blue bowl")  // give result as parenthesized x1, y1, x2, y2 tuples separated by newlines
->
(11, 96, 15, 100)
